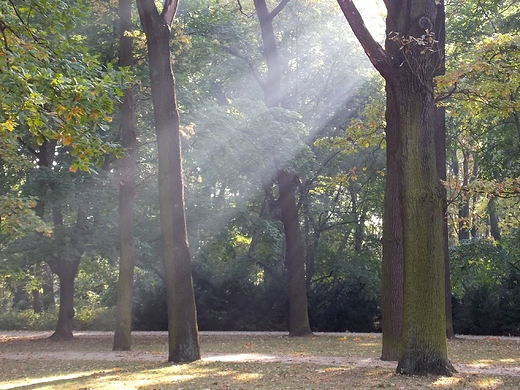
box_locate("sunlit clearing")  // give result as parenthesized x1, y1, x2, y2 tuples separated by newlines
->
(318, 366, 354, 374)
(71, 365, 228, 389)
(234, 372, 263, 381)
(467, 360, 494, 368)
(204, 353, 276, 362)
(430, 376, 463, 387)
(476, 378, 504, 388)
(0, 371, 97, 390)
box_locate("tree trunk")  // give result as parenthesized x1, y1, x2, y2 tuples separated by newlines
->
(49, 206, 81, 341)
(113, 0, 137, 352)
(488, 197, 501, 242)
(277, 170, 312, 336)
(380, 83, 404, 361)
(458, 149, 470, 240)
(337, 0, 454, 376)
(393, 74, 453, 375)
(51, 259, 79, 340)
(434, 106, 454, 339)
(252, 0, 311, 336)
(136, 0, 200, 363)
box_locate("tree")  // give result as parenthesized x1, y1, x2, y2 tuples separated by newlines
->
(136, 0, 200, 362)
(252, 0, 312, 337)
(1, 0, 123, 340)
(113, 0, 138, 351)
(337, 0, 455, 375)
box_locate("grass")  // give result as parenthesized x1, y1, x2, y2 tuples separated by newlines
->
(1, 332, 519, 389)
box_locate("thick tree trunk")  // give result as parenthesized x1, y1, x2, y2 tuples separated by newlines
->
(137, 0, 200, 363)
(393, 74, 453, 375)
(113, 0, 137, 352)
(277, 170, 312, 337)
(380, 83, 404, 361)
(51, 259, 79, 341)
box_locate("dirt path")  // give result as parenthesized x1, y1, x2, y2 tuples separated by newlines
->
(1, 331, 519, 377)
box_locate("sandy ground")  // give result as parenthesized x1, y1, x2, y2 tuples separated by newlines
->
(1, 331, 519, 377)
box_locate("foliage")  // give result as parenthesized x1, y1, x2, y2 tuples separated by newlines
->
(0, 0, 126, 173)
(450, 237, 520, 336)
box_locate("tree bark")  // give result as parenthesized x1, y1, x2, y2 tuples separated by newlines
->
(380, 83, 404, 361)
(488, 197, 501, 242)
(113, 0, 137, 352)
(434, 106, 454, 339)
(49, 206, 84, 341)
(136, 0, 200, 363)
(277, 170, 312, 336)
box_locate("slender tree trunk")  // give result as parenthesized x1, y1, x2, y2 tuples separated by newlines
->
(136, 0, 200, 363)
(252, 0, 311, 336)
(113, 0, 137, 352)
(277, 170, 312, 336)
(434, 106, 454, 339)
(458, 149, 470, 240)
(488, 197, 501, 242)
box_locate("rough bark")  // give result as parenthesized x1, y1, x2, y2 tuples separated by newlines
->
(277, 170, 312, 337)
(380, 83, 404, 361)
(338, 0, 454, 375)
(113, 0, 137, 352)
(393, 71, 452, 375)
(136, 0, 200, 363)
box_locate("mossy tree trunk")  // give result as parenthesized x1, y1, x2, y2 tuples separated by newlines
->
(338, 0, 455, 375)
(136, 0, 200, 363)
(113, 0, 137, 352)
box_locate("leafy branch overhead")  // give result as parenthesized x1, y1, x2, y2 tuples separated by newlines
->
(0, 0, 126, 172)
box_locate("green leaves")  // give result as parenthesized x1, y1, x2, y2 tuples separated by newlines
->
(0, 0, 125, 172)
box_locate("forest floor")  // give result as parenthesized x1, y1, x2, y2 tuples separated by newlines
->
(0, 331, 519, 389)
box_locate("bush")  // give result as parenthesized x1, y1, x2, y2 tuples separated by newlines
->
(0, 308, 58, 330)
(450, 239, 520, 336)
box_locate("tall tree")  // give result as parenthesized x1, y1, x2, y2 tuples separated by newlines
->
(337, 0, 455, 375)
(136, 0, 200, 362)
(113, 0, 138, 351)
(252, 0, 312, 337)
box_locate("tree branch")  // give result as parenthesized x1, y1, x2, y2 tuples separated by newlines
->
(221, 45, 266, 89)
(161, 0, 179, 27)
(336, 0, 390, 77)
(269, 0, 291, 21)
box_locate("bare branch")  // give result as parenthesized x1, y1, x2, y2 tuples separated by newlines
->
(336, 0, 390, 77)
(221, 45, 266, 89)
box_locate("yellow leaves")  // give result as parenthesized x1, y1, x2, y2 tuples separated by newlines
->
(63, 136, 74, 146)
(1, 118, 17, 132)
